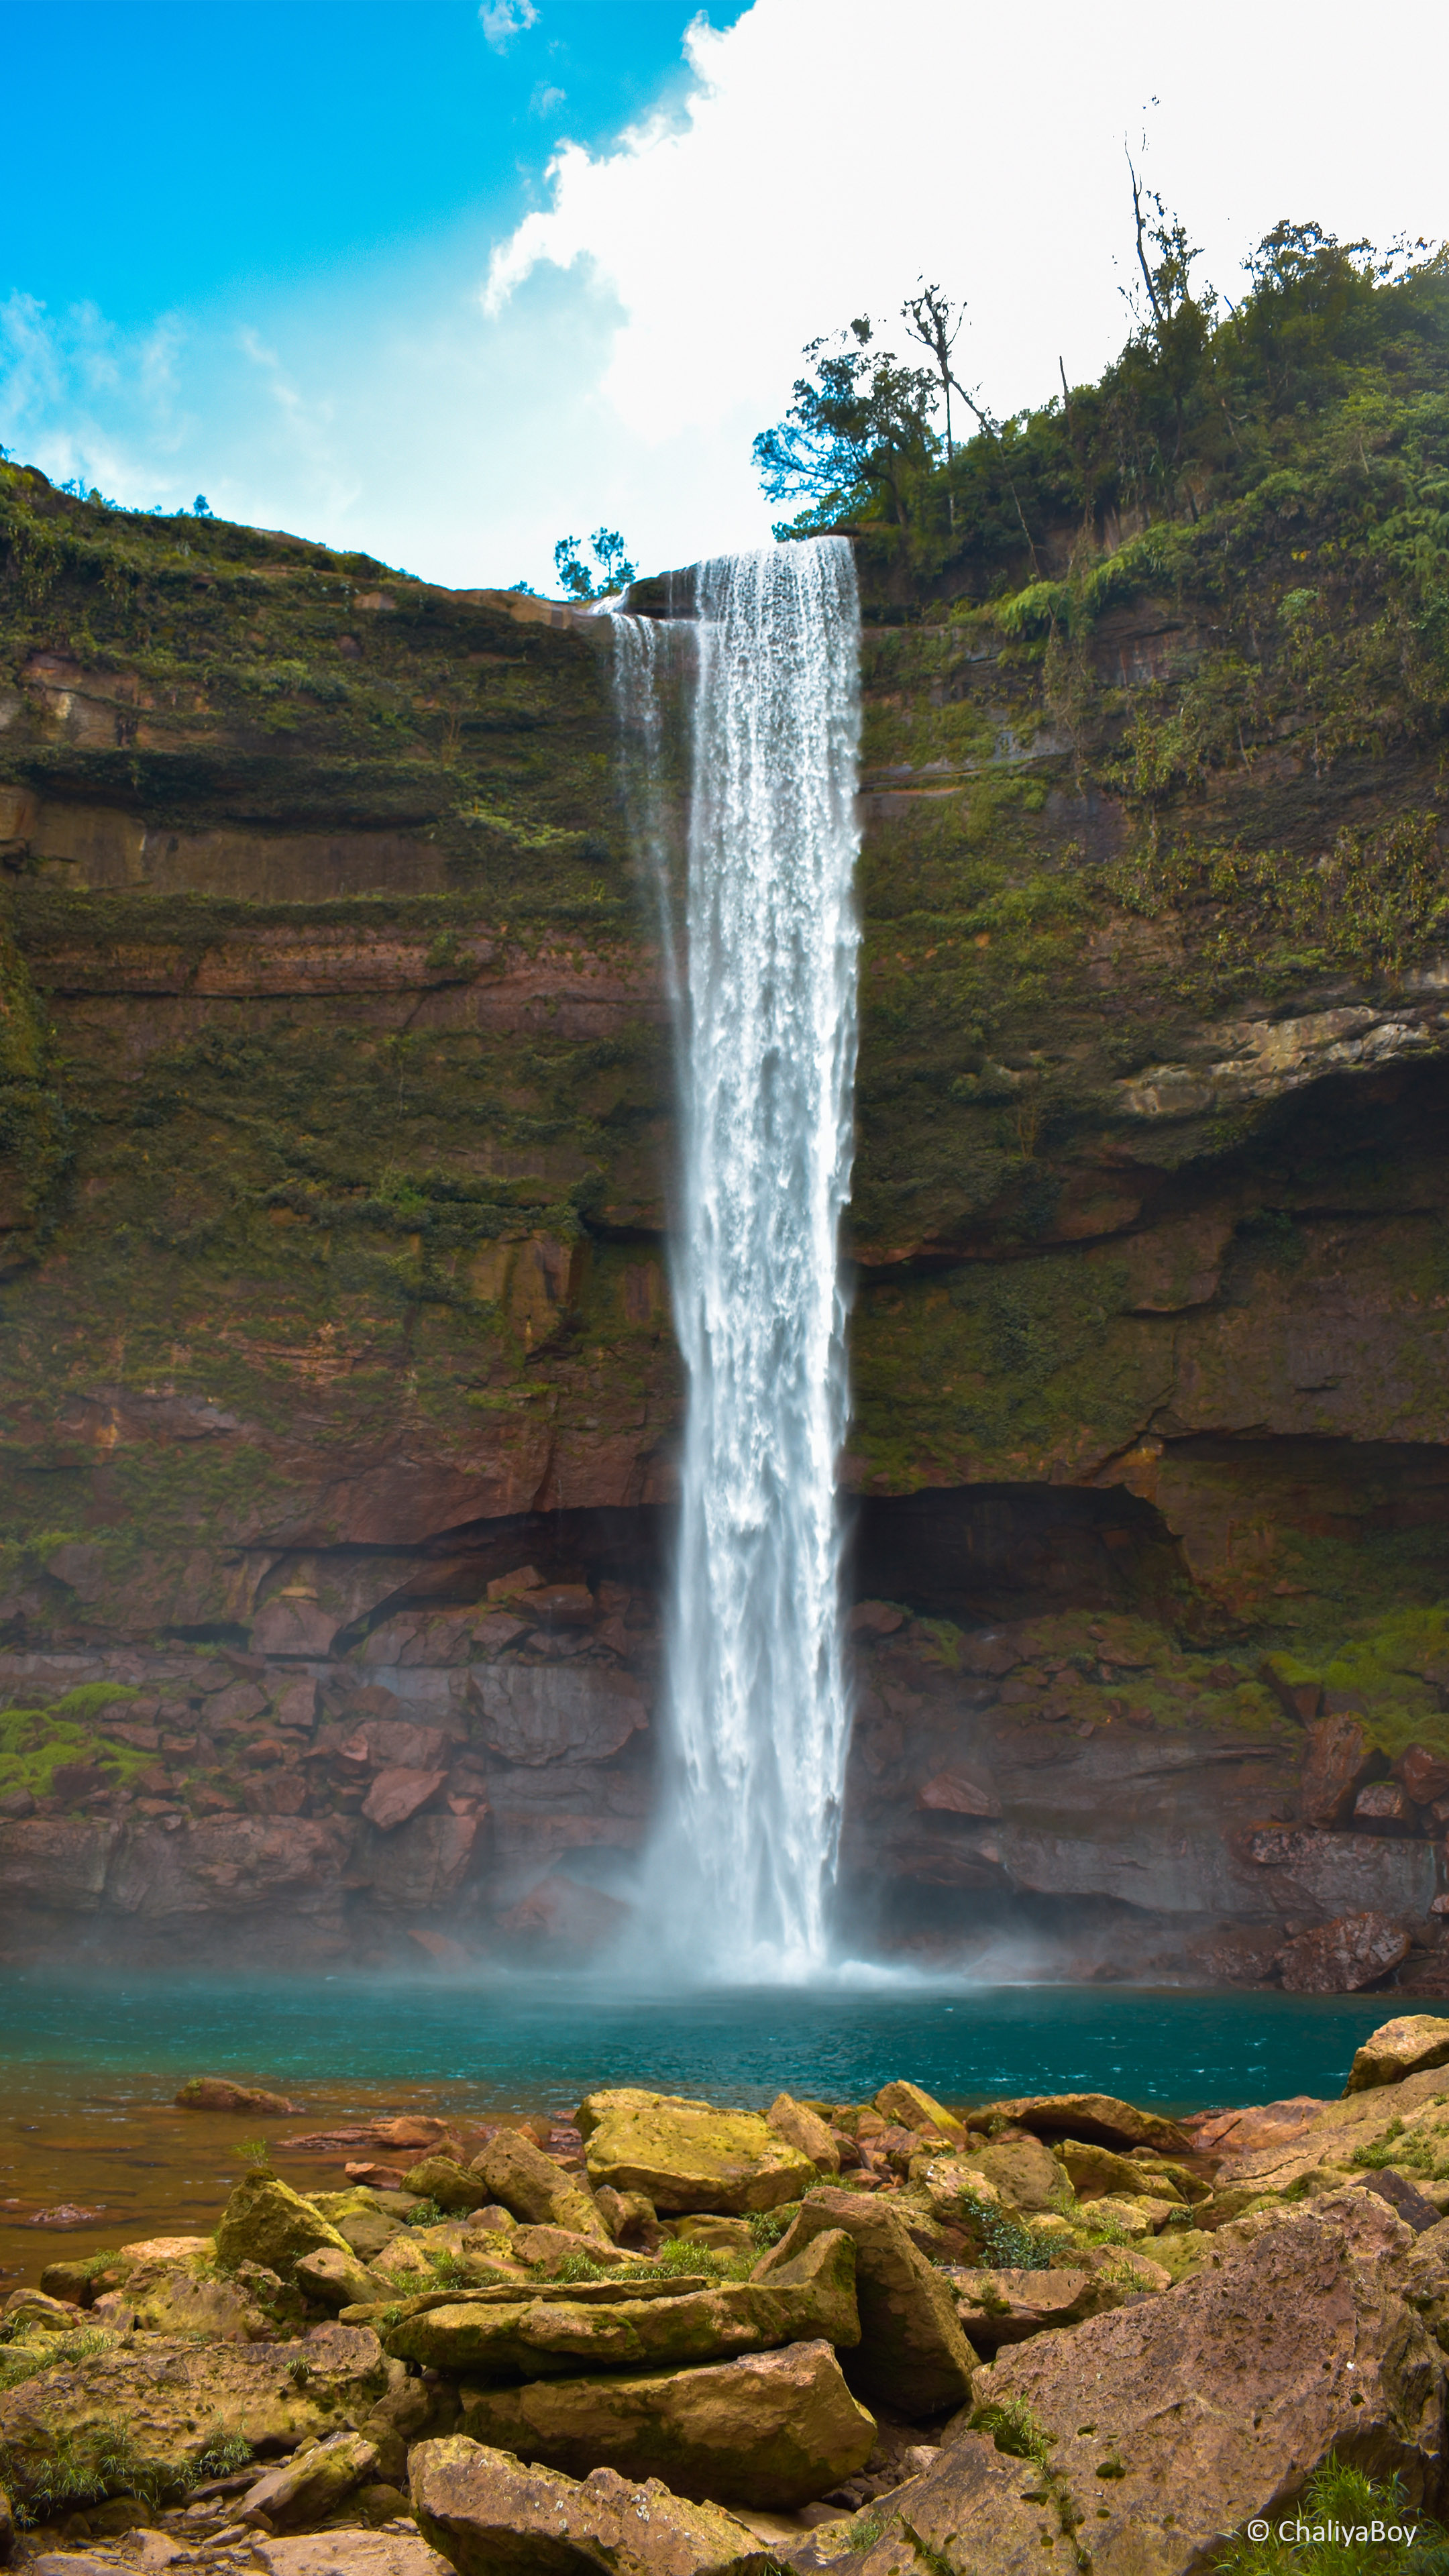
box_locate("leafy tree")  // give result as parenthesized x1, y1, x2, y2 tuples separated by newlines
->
(751, 319, 938, 537)
(553, 527, 636, 601)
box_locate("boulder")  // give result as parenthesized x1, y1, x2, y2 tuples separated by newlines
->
(596, 2187, 660, 2249)
(947, 2267, 1097, 2354)
(965, 2136, 1069, 2212)
(351, 1813, 480, 1911)
(1053, 2139, 1184, 2202)
(1300, 1710, 1389, 1827)
(672, 2217, 757, 2257)
(214, 2173, 354, 2281)
(252, 2533, 453, 2576)
(1358, 2170, 1444, 2233)
(240, 2428, 380, 2529)
(578, 2091, 816, 2216)
(0, 2322, 390, 2508)
(403, 2157, 499, 2215)
(472, 2129, 611, 2239)
(296, 2245, 382, 2310)
(1354, 1778, 1416, 1831)
(108, 2253, 274, 2341)
(175, 2076, 299, 2113)
(1346, 2014, 1449, 2092)
(1401, 1743, 1449, 1807)
(767, 2095, 839, 2174)
(362, 1768, 447, 1831)
(412, 2437, 777, 2576)
(1277, 1910, 1413, 1992)
(755, 2192, 975, 2418)
(472, 1666, 648, 1767)
(932, 2192, 1444, 2576)
(974, 2094, 1191, 2154)
(458, 2339, 876, 2508)
(384, 2229, 858, 2377)
(873, 2083, 965, 2141)
(510, 2226, 633, 2274)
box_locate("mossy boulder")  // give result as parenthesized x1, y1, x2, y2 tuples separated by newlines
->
(756, 2190, 975, 2418)
(577, 2090, 816, 2215)
(383, 2226, 858, 2376)
(238, 2426, 380, 2530)
(471, 2129, 610, 2239)
(1345, 2014, 1449, 2094)
(410, 2436, 777, 2576)
(402, 2157, 498, 2216)
(297, 2245, 384, 2312)
(965, 2136, 1071, 2212)
(457, 2338, 875, 2508)
(0, 2320, 390, 2510)
(873, 2082, 965, 2141)
(1054, 2139, 1184, 2202)
(214, 2171, 354, 2282)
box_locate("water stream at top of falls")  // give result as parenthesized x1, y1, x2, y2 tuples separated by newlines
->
(612, 537, 863, 1981)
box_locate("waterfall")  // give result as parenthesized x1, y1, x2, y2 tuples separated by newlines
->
(612, 537, 862, 1980)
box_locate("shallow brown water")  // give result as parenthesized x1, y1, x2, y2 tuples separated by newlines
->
(0, 2070, 508, 2288)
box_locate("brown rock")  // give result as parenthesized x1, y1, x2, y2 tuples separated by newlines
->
(352, 1813, 480, 1910)
(1344, 2013, 1449, 2092)
(1354, 1779, 1417, 1834)
(847, 1602, 906, 1638)
(175, 2075, 299, 2113)
(767, 2095, 840, 2174)
(966, 2136, 1069, 2211)
(873, 2082, 964, 2140)
(240, 2428, 380, 2528)
(472, 1665, 648, 1766)
(914, 1771, 1001, 1819)
(410, 2436, 775, 2576)
(948, 2265, 1095, 2353)
(1299, 1711, 1389, 1827)
(346, 1716, 453, 1772)
(362, 1767, 447, 1831)
(920, 2193, 1445, 2575)
(1400, 1743, 1449, 1806)
(456, 2339, 876, 2509)
(471, 2128, 611, 2239)
(975, 2093, 1191, 2155)
(755, 2191, 974, 2418)
(1277, 1911, 1413, 1993)
(1185, 2098, 1328, 2156)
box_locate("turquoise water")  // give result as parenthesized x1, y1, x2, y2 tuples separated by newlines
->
(0, 1977, 1397, 2114)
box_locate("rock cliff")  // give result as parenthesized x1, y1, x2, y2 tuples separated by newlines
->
(4, 274, 1449, 1976)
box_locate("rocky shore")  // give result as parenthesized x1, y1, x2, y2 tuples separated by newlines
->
(3, 2024, 1449, 2573)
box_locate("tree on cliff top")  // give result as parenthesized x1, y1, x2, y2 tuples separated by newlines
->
(753, 193, 1449, 576)
(751, 319, 938, 540)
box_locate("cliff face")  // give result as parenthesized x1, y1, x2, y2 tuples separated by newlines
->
(2, 416, 1448, 1978)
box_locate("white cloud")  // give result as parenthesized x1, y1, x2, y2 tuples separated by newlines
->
(484, 0, 1449, 500)
(479, 0, 538, 51)
(5, 0, 1449, 594)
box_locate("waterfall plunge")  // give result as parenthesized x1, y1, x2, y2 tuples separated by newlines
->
(614, 538, 862, 1981)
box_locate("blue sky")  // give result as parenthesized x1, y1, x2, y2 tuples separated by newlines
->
(3, 0, 1447, 592)
(3, 3, 723, 327)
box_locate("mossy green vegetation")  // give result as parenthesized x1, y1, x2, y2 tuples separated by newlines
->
(0, 1684, 144, 1805)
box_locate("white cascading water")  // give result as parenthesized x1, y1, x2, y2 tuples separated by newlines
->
(612, 538, 862, 1980)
